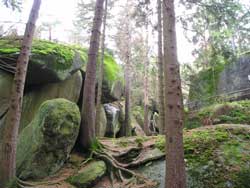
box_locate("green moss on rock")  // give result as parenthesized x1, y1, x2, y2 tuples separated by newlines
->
(185, 100, 250, 129)
(16, 98, 81, 180)
(20, 71, 82, 131)
(67, 161, 106, 188)
(0, 38, 85, 85)
(156, 124, 250, 188)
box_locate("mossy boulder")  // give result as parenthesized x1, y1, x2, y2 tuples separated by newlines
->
(0, 38, 123, 103)
(0, 38, 85, 85)
(20, 71, 82, 131)
(67, 161, 106, 188)
(16, 99, 81, 180)
(154, 124, 250, 188)
(185, 100, 250, 129)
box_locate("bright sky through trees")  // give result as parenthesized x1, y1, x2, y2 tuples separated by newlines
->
(0, 0, 248, 64)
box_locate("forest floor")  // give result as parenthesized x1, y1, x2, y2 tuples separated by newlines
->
(17, 136, 164, 188)
(17, 124, 250, 188)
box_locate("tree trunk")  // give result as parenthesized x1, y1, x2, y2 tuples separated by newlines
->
(121, 0, 131, 137)
(157, 0, 165, 134)
(143, 13, 150, 136)
(0, 0, 41, 186)
(163, 0, 186, 187)
(79, 0, 104, 149)
(49, 26, 52, 41)
(95, 0, 108, 137)
(124, 52, 131, 136)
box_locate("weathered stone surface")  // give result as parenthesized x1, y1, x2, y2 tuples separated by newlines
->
(96, 105, 107, 137)
(131, 117, 145, 136)
(0, 70, 12, 118)
(16, 99, 81, 180)
(150, 124, 250, 188)
(67, 161, 106, 188)
(218, 56, 250, 98)
(103, 102, 123, 137)
(20, 71, 82, 131)
(0, 39, 85, 85)
(104, 103, 120, 137)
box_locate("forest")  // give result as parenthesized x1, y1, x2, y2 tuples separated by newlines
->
(0, 0, 250, 187)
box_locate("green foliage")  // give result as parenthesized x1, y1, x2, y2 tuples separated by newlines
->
(179, 0, 250, 57)
(155, 136, 165, 152)
(103, 52, 122, 84)
(90, 138, 103, 152)
(188, 51, 227, 103)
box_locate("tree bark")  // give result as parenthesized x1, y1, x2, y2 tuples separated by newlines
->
(95, 0, 108, 137)
(163, 0, 186, 187)
(80, 0, 104, 149)
(121, 0, 131, 137)
(143, 11, 150, 136)
(0, 0, 41, 186)
(157, 0, 165, 134)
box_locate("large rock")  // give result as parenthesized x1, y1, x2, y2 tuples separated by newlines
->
(67, 161, 106, 188)
(0, 39, 85, 85)
(188, 56, 250, 110)
(96, 105, 107, 137)
(101, 80, 123, 103)
(140, 124, 250, 188)
(16, 99, 81, 180)
(131, 116, 145, 136)
(20, 71, 82, 131)
(103, 103, 122, 137)
(218, 56, 250, 98)
(0, 70, 12, 118)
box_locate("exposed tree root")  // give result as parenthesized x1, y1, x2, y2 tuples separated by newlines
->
(93, 150, 158, 188)
(16, 178, 60, 188)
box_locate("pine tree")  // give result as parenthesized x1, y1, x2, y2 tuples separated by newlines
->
(0, 0, 41, 186)
(95, 0, 108, 136)
(163, 0, 186, 187)
(157, 0, 165, 134)
(79, 0, 105, 149)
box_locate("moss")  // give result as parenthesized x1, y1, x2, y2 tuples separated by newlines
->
(90, 138, 103, 152)
(0, 39, 79, 70)
(185, 100, 250, 129)
(235, 169, 250, 188)
(135, 136, 149, 145)
(117, 138, 129, 147)
(16, 98, 81, 179)
(103, 52, 122, 84)
(156, 125, 250, 187)
(67, 161, 106, 188)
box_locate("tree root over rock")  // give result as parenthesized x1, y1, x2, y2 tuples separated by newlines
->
(93, 150, 158, 188)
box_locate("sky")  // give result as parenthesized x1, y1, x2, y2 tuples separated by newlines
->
(0, 0, 225, 64)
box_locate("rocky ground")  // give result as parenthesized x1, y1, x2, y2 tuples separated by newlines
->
(14, 124, 250, 188)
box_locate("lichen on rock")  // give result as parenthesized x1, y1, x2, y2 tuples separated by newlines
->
(67, 161, 106, 188)
(16, 98, 81, 180)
